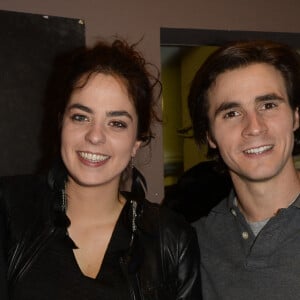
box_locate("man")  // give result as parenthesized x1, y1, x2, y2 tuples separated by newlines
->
(189, 40, 300, 299)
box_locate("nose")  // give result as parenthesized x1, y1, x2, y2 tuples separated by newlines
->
(85, 123, 106, 144)
(242, 112, 267, 137)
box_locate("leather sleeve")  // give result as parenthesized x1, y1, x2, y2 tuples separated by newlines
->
(137, 199, 202, 299)
(175, 225, 202, 299)
(158, 205, 202, 300)
(0, 178, 11, 300)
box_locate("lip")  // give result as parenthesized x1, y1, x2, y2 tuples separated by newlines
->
(77, 151, 110, 166)
(243, 144, 274, 155)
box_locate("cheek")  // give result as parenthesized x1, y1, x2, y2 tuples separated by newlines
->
(60, 125, 70, 148)
(60, 123, 79, 151)
(60, 117, 69, 140)
(131, 140, 141, 156)
(210, 125, 238, 156)
(207, 131, 217, 149)
(293, 110, 300, 131)
(206, 119, 218, 149)
(207, 122, 227, 149)
(271, 116, 294, 137)
(60, 128, 67, 149)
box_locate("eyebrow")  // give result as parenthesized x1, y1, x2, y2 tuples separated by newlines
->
(67, 103, 92, 113)
(106, 110, 133, 120)
(67, 103, 133, 120)
(255, 92, 284, 102)
(214, 101, 240, 118)
(213, 93, 285, 119)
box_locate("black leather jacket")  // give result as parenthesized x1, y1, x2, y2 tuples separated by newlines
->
(0, 171, 201, 299)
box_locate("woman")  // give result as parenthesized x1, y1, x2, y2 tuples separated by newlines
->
(1, 39, 201, 299)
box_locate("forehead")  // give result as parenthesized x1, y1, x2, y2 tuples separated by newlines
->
(74, 72, 129, 94)
(207, 63, 287, 106)
(69, 73, 134, 109)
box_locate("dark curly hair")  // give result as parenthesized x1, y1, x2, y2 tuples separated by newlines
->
(39, 38, 161, 170)
(59, 39, 160, 143)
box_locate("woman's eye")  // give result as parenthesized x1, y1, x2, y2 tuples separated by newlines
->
(109, 120, 127, 128)
(71, 114, 89, 122)
(224, 110, 239, 119)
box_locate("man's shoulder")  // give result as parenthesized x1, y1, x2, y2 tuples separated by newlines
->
(192, 197, 230, 238)
(194, 195, 229, 220)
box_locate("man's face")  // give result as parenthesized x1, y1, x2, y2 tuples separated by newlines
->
(206, 63, 299, 184)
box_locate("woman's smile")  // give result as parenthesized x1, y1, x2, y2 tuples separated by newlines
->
(77, 150, 111, 168)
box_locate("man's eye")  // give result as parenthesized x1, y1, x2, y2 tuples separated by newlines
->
(109, 120, 127, 128)
(224, 110, 239, 119)
(71, 114, 89, 122)
(263, 102, 277, 110)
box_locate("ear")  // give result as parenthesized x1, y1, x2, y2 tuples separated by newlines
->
(293, 107, 300, 131)
(206, 130, 217, 149)
(131, 140, 142, 157)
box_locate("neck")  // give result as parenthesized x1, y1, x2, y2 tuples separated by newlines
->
(65, 178, 125, 225)
(231, 165, 300, 222)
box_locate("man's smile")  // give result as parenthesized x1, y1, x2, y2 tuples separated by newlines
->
(243, 145, 274, 155)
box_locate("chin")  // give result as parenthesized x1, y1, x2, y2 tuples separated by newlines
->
(242, 170, 283, 183)
(230, 166, 279, 182)
(68, 174, 99, 187)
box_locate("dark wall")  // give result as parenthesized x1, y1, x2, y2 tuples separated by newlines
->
(0, 10, 85, 176)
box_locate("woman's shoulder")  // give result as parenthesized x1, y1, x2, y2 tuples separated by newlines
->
(138, 198, 199, 272)
(138, 198, 196, 238)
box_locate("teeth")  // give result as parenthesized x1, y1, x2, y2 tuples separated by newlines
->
(79, 152, 109, 162)
(244, 145, 273, 155)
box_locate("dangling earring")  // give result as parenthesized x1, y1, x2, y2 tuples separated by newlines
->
(130, 156, 147, 200)
(130, 156, 134, 170)
(61, 181, 67, 213)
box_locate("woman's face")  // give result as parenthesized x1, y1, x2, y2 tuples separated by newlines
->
(61, 73, 141, 188)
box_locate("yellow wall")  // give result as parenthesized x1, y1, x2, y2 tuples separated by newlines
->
(162, 58, 183, 186)
(162, 61, 182, 167)
(181, 46, 217, 171)
(162, 46, 218, 186)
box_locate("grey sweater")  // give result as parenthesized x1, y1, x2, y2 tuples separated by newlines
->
(194, 190, 300, 300)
